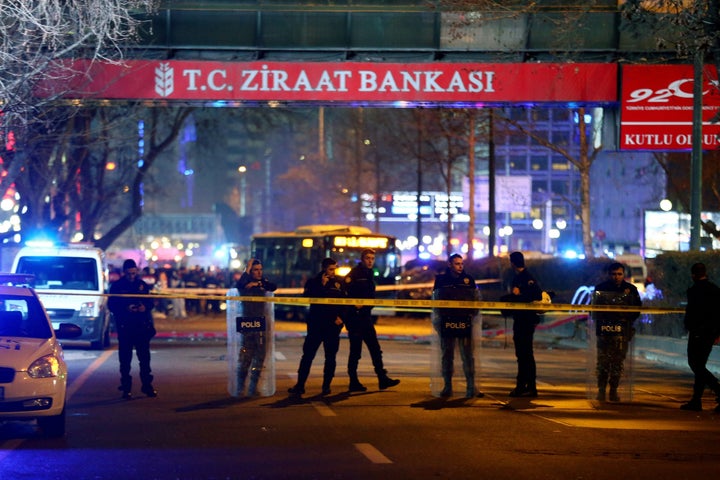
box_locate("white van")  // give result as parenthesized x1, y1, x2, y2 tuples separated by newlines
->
(11, 243, 111, 349)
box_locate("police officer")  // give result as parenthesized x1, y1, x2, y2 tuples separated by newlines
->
(680, 262, 720, 412)
(236, 259, 277, 397)
(505, 251, 543, 398)
(432, 253, 483, 398)
(288, 258, 346, 396)
(344, 248, 400, 392)
(593, 262, 642, 402)
(108, 259, 156, 399)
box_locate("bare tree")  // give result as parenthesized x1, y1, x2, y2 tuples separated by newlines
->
(410, 109, 474, 255)
(10, 104, 193, 248)
(0, 0, 156, 244)
(620, 1, 720, 70)
(77, 107, 193, 250)
(0, 0, 155, 129)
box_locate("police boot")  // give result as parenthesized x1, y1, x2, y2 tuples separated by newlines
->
(288, 383, 305, 396)
(377, 370, 400, 390)
(288, 375, 307, 397)
(288, 371, 308, 396)
(465, 375, 484, 399)
(236, 374, 247, 396)
(321, 376, 332, 396)
(247, 371, 261, 396)
(440, 376, 452, 398)
(596, 376, 608, 401)
(288, 366, 310, 397)
(118, 376, 132, 399)
(680, 398, 702, 411)
(348, 372, 367, 392)
(141, 385, 158, 398)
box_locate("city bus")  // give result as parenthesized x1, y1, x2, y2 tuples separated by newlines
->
(250, 225, 401, 319)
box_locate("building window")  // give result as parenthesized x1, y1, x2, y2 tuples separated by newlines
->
(551, 180, 567, 196)
(510, 155, 527, 172)
(530, 155, 548, 171)
(552, 156, 570, 171)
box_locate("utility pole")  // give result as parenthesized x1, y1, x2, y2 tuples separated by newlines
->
(467, 113, 476, 260)
(488, 109, 496, 257)
(690, 51, 704, 250)
(318, 106, 326, 164)
(416, 113, 424, 259)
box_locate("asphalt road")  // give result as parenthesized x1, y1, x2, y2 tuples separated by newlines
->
(1, 315, 719, 480)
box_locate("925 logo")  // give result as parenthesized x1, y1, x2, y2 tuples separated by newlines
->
(626, 78, 715, 103)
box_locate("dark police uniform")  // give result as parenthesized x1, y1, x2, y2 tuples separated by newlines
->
(344, 262, 399, 390)
(108, 264, 156, 398)
(683, 275, 720, 410)
(432, 267, 480, 397)
(507, 267, 543, 397)
(593, 278, 641, 401)
(289, 270, 346, 395)
(236, 272, 277, 396)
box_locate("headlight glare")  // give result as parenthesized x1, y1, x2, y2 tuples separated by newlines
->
(80, 301, 95, 317)
(27, 355, 60, 378)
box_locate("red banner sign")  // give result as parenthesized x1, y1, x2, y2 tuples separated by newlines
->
(620, 64, 720, 150)
(39, 60, 616, 104)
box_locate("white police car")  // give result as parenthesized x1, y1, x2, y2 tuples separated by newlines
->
(0, 274, 81, 437)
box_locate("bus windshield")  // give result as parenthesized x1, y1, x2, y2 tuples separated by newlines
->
(251, 225, 401, 290)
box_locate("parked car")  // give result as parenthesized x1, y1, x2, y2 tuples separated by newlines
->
(0, 274, 82, 437)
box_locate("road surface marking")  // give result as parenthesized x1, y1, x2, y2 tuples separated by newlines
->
(311, 401, 337, 416)
(354, 443, 393, 464)
(67, 349, 114, 400)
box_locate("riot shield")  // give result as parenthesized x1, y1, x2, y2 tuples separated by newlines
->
(587, 290, 638, 403)
(430, 286, 482, 398)
(226, 288, 276, 397)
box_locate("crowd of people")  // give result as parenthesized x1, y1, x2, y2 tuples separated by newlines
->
(109, 264, 240, 318)
(107, 252, 720, 413)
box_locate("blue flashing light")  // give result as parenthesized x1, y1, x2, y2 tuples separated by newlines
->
(23, 229, 60, 248)
(213, 246, 228, 260)
(25, 239, 55, 248)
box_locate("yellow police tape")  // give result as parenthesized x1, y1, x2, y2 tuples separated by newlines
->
(58, 289, 685, 315)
